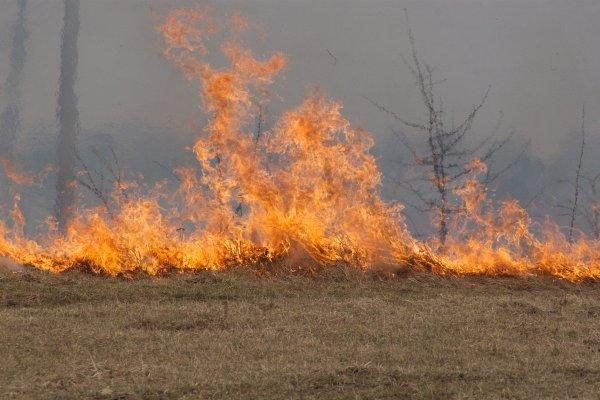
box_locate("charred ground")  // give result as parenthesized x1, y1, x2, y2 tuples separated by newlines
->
(1, 268, 599, 399)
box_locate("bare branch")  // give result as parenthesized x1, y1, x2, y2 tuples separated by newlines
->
(363, 96, 427, 130)
(153, 160, 182, 183)
(325, 48, 338, 65)
(73, 147, 111, 211)
(568, 104, 586, 243)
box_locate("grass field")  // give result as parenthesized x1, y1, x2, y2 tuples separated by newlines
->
(1, 267, 599, 399)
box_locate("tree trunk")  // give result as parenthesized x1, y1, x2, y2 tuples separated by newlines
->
(0, 0, 28, 210)
(55, 0, 80, 233)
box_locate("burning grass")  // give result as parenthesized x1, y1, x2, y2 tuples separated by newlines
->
(1, 268, 600, 399)
(0, 8, 598, 280)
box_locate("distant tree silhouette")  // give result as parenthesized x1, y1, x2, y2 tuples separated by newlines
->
(55, 0, 80, 232)
(0, 0, 28, 210)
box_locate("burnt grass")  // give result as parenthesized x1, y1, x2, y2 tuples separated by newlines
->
(1, 267, 599, 399)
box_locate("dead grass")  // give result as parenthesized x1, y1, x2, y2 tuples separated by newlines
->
(1, 267, 599, 399)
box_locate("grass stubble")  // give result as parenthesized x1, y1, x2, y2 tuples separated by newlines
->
(1, 265, 599, 399)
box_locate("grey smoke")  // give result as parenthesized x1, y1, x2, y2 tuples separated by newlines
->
(0, 0, 598, 238)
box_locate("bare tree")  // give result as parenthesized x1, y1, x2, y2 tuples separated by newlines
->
(366, 9, 516, 245)
(567, 105, 586, 243)
(0, 0, 28, 209)
(55, 0, 80, 232)
(74, 145, 127, 214)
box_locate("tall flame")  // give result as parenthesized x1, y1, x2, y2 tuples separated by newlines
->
(0, 9, 597, 281)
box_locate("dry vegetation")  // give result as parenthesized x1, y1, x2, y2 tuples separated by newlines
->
(1, 267, 600, 399)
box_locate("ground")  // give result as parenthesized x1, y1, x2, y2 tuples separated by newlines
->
(1, 267, 599, 399)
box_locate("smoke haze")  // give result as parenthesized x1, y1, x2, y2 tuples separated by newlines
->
(0, 0, 599, 233)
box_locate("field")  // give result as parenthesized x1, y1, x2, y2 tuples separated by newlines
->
(1, 267, 600, 399)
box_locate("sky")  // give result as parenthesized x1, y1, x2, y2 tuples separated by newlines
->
(1, 0, 599, 160)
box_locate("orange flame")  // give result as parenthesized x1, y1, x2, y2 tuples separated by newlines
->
(0, 9, 597, 281)
(1, 158, 55, 186)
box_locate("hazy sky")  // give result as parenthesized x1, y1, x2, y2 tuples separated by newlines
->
(1, 0, 599, 160)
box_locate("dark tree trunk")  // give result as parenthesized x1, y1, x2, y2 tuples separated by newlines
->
(0, 0, 28, 209)
(55, 0, 80, 232)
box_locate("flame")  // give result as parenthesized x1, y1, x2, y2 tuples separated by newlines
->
(427, 169, 600, 281)
(0, 9, 597, 281)
(1, 158, 55, 186)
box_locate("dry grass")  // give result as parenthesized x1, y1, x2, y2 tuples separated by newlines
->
(1, 267, 599, 399)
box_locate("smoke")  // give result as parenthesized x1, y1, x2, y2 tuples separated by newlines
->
(54, 0, 80, 232)
(0, 0, 28, 211)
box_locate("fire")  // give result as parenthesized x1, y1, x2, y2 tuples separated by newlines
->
(0, 9, 597, 280)
(1, 158, 55, 186)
